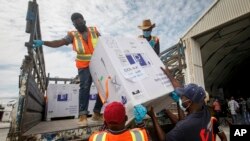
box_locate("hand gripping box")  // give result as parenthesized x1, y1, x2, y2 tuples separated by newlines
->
(89, 36, 174, 123)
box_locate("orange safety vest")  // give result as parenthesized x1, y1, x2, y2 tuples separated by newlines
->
(69, 27, 99, 69)
(89, 128, 149, 141)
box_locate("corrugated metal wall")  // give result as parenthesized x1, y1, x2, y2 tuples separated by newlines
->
(183, 38, 205, 88)
(182, 0, 250, 40)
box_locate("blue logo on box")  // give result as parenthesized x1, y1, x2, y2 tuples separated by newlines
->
(90, 94, 97, 100)
(134, 53, 147, 66)
(57, 94, 68, 101)
(126, 54, 135, 64)
(121, 96, 127, 104)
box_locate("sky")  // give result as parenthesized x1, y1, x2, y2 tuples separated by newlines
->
(0, 0, 214, 98)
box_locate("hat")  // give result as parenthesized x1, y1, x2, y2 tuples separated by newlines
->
(138, 19, 155, 30)
(71, 13, 83, 21)
(176, 83, 206, 104)
(104, 101, 126, 124)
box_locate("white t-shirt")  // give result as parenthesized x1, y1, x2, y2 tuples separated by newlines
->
(228, 100, 239, 115)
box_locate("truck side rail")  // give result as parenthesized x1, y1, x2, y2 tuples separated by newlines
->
(160, 42, 186, 84)
(7, 0, 47, 140)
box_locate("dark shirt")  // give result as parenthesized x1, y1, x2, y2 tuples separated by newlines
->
(139, 35, 160, 55)
(213, 118, 223, 134)
(166, 107, 212, 141)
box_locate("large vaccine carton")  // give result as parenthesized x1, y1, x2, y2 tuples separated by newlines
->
(89, 36, 174, 122)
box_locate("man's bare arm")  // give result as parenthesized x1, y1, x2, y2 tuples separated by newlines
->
(44, 39, 68, 48)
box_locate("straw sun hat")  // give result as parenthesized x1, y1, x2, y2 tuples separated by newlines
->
(138, 19, 155, 30)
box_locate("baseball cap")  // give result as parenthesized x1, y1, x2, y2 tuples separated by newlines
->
(175, 83, 206, 104)
(104, 101, 126, 124)
(71, 13, 83, 21)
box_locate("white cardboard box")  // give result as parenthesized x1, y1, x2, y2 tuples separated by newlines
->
(46, 84, 79, 121)
(89, 83, 104, 114)
(89, 36, 174, 122)
(46, 83, 102, 120)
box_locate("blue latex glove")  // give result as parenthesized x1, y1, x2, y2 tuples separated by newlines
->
(133, 104, 147, 124)
(33, 40, 44, 48)
(170, 91, 180, 103)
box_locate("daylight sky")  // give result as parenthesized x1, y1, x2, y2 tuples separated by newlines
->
(0, 0, 214, 98)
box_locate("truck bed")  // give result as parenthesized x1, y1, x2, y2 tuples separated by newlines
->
(23, 118, 103, 136)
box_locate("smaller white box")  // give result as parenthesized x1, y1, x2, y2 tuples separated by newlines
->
(46, 84, 79, 121)
(88, 83, 104, 115)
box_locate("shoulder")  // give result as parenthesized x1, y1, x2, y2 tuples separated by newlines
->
(129, 128, 149, 138)
(67, 31, 77, 36)
(89, 131, 108, 140)
(130, 127, 146, 131)
(129, 128, 147, 134)
(152, 36, 160, 42)
(88, 26, 100, 36)
(166, 125, 185, 140)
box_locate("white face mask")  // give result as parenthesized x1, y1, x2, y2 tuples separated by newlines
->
(179, 99, 191, 111)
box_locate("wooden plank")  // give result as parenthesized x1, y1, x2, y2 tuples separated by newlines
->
(20, 76, 44, 133)
(25, 95, 43, 112)
(28, 76, 44, 106)
(22, 112, 42, 125)
(23, 118, 103, 135)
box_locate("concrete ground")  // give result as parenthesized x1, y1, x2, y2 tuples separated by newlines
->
(0, 124, 231, 141)
(0, 128, 9, 141)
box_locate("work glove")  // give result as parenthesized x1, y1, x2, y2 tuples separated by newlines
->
(133, 104, 147, 124)
(33, 40, 44, 48)
(170, 91, 180, 103)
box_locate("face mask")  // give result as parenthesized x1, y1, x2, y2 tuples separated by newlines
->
(143, 31, 151, 38)
(179, 99, 191, 111)
(75, 24, 87, 32)
(73, 20, 87, 32)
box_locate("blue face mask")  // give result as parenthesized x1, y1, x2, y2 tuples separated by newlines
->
(143, 31, 151, 38)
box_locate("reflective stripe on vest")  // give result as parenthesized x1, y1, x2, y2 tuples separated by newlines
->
(130, 129, 145, 141)
(93, 132, 107, 141)
(92, 129, 146, 141)
(73, 27, 98, 61)
(89, 27, 98, 47)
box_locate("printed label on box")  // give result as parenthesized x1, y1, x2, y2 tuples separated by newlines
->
(57, 94, 68, 101)
(120, 64, 148, 82)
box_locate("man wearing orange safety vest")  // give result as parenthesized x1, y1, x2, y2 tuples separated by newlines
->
(32, 13, 103, 125)
(138, 19, 160, 56)
(89, 101, 150, 141)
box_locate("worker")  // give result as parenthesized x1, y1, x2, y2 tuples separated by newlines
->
(146, 67, 213, 141)
(165, 91, 227, 141)
(32, 13, 103, 125)
(138, 19, 160, 56)
(88, 101, 150, 141)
